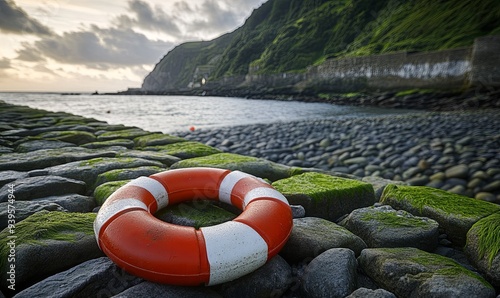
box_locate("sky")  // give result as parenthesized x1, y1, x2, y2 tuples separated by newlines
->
(0, 0, 267, 93)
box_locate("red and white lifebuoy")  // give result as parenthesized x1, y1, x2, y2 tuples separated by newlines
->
(94, 167, 293, 286)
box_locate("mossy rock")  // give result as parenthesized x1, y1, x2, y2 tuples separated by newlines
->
(360, 247, 495, 297)
(94, 166, 163, 187)
(35, 130, 96, 145)
(133, 133, 186, 148)
(145, 141, 221, 159)
(465, 212, 500, 286)
(340, 205, 439, 251)
(155, 201, 237, 229)
(81, 138, 135, 149)
(0, 211, 103, 293)
(96, 128, 153, 141)
(381, 185, 500, 246)
(273, 172, 375, 221)
(93, 180, 130, 205)
(117, 150, 180, 166)
(171, 152, 301, 181)
(45, 157, 163, 192)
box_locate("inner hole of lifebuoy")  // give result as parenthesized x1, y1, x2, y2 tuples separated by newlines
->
(154, 200, 241, 229)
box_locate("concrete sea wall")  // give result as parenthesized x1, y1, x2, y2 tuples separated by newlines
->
(240, 35, 500, 92)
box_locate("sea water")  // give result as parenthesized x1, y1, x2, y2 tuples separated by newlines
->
(0, 93, 415, 133)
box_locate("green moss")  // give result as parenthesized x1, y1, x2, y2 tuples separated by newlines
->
(469, 212, 500, 266)
(0, 211, 95, 270)
(156, 201, 236, 229)
(94, 180, 130, 205)
(381, 185, 500, 219)
(273, 172, 371, 202)
(395, 89, 436, 97)
(133, 133, 186, 148)
(379, 247, 493, 288)
(97, 128, 152, 141)
(78, 157, 136, 167)
(146, 141, 221, 159)
(361, 209, 431, 229)
(174, 152, 259, 166)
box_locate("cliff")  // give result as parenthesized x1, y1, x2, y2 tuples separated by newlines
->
(141, 0, 500, 92)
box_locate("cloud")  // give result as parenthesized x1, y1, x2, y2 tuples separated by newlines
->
(115, 0, 181, 37)
(0, 0, 52, 35)
(0, 58, 11, 69)
(17, 25, 173, 68)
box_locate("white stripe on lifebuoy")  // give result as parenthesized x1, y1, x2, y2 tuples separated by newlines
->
(127, 176, 169, 209)
(94, 198, 147, 239)
(201, 221, 268, 285)
(218, 170, 251, 205)
(243, 187, 288, 208)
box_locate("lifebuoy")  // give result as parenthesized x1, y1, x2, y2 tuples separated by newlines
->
(94, 167, 293, 286)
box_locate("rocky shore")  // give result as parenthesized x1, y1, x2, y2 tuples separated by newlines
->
(179, 110, 500, 203)
(0, 100, 499, 298)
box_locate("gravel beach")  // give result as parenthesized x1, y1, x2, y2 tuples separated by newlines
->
(178, 109, 500, 203)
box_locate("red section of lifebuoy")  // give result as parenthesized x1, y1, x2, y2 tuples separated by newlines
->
(94, 167, 293, 286)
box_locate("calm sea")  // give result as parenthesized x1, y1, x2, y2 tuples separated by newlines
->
(0, 93, 414, 133)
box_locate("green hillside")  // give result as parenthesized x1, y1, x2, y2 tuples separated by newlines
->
(142, 0, 500, 91)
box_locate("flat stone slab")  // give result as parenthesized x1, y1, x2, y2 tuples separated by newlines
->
(280, 217, 367, 263)
(358, 247, 495, 298)
(340, 205, 439, 251)
(33, 194, 96, 213)
(35, 130, 96, 145)
(96, 128, 153, 141)
(81, 138, 135, 149)
(171, 152, 298, 181)
(465, 212, 500, 287)
(94, 180, 130, 205)
(155, 201, 236, 229)
(380, 185, 500, 246)
(94, 166, 164, 187)
(0, 171, 29, 188)
(117, 150, 180, 166)
(0, 211, 103, 294)
(273, 172, 375, 221)
(15, 140, 76, 152)
(0, 176, 86, 202)
(41, 157, 163, 190)
(0, 200, 65, 230)
(0, 147, 117, 171)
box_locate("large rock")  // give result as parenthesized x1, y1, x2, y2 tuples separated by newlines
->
(465, 212, 500, 287)
(217, 255, 292, 298)
(340, 205, 439, 251)
(301, 248, 357, 298)
(117, 150, 180, 166)
(0, 171, 28, 188)
(13, 257, 142, 298)
(0, 147, 116, 171)
(358, 247, 495, 298)
(381, 185, 500, 246)
(347, 288, 396, 298)
(172, 152, 299, 182)
(273, 172, 375, 221)
(96, 128, 152, 141)
(0, 176, 86, 202)
(0, 211, 104, 294)
(280, 217, 366, 264)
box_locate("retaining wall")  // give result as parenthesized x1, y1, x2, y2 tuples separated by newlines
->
(237, 35, 500, 92)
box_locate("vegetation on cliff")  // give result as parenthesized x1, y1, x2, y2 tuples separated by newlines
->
(142, 0, 500, 91)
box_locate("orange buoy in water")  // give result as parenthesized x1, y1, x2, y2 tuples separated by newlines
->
(94, 167, 293, 286)
(189, 126, 195, 131)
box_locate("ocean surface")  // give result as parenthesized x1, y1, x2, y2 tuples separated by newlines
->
(0, 93, 416, 133)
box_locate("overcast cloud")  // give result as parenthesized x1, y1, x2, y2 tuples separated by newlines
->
(0, 0, 266, 91)
(0, 0, 52, 35)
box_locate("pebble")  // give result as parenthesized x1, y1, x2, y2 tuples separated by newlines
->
(180, 110, 500, 202)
